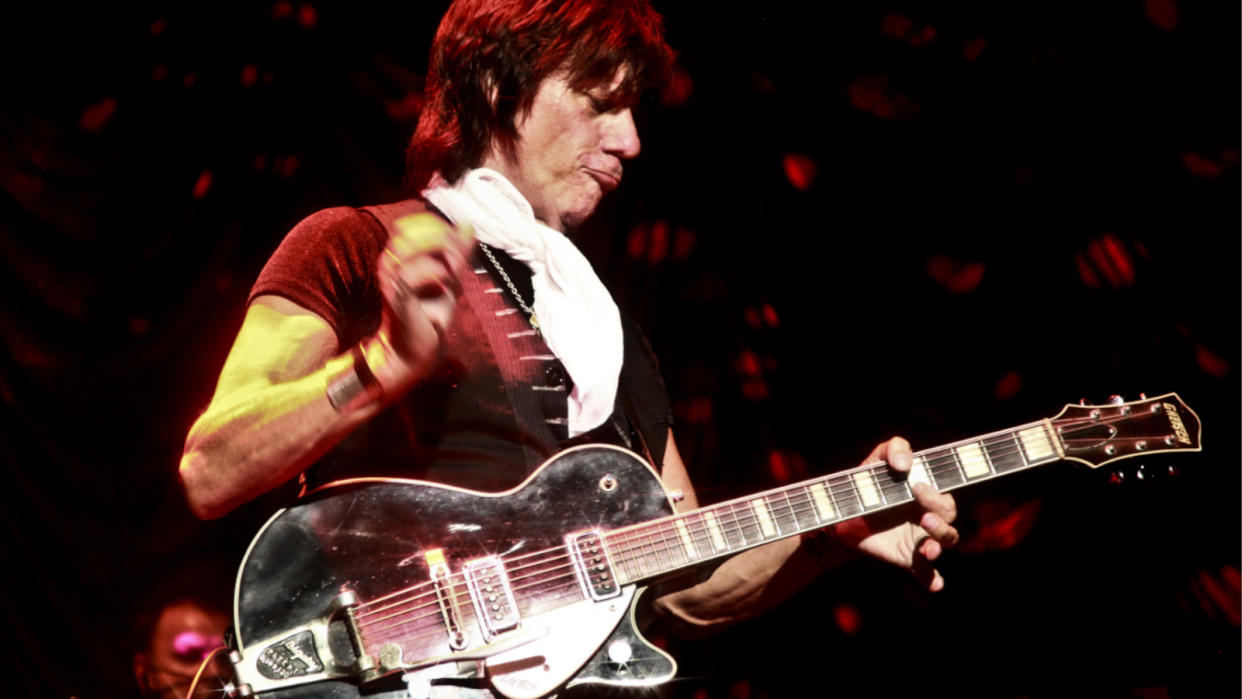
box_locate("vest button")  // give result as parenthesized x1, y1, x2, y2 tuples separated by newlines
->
(546, 363, 572, 390)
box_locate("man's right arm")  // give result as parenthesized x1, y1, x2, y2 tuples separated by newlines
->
(180, 213, 472, 519)
(179, 296, 380, 519)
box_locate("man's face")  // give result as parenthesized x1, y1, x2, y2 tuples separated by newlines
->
(134, 600, 228, 698)
(482, 70, 641, 232)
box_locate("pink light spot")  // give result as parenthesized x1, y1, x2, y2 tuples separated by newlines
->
(961, 498, 1042, 553)
(647, 220, 669, 265)
(834, 603, 862, 635)
(761, 303, 779, 328)
(846, 73, 920, 120)
(727, 679, 751, 699)
(881, 12, 914, 41)
(994, 370, 1022, 401)
(741, 380, 769, 400)
(744, 307, 762, 329)
(685, 397, 712, 425)
(768, 451, 789, 482)
(962, 36, 988, 62)
(192, 170, 213, 199)
(1144, 0, 1180, 32)
(298, 4, 318, 29)
(385, 91, 426, 123)
(664, 68, 694, 106)
(1081, 234, 1133, 290)
(1181, 151, 1223, 179)
(926, 254, 985, 294)
(783, 153, 818, 191)
(738, 350, 762, 377)
(171, 630, 219, 660)
(626, 223, 646, 260)
(79, 97, 116, 132)
(1100, 234, 1134, 286)
(908, 25, 937, 48)
(1195, 344, 1228, 378)
(276, 155, 300, 179)
(1075, 252, 1101, 288)
(241, 64, 259, 87)
(672, 226, 696, 261)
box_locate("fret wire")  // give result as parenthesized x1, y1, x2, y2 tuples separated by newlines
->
(779, 490, 797, 531)
(1012, 432, 1029, 467)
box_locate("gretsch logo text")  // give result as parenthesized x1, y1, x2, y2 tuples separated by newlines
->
(1163, 403, 1191, 445)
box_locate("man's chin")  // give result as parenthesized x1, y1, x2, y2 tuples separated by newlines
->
(559, 201, 602, 234)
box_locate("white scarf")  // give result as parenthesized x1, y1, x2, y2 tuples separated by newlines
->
(423, 168, 622, 437)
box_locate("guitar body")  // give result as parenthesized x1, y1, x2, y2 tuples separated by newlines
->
(234, 445, 679, 698)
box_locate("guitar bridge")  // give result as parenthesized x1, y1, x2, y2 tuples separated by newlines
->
(462, 556, 520, 640)
(567, 529, 620, 601)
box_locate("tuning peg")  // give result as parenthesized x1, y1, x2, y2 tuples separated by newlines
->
(1109, 394, 1125, 405)
(1108, 470, 1125, 486)
(1139, 393, 1147, 399)
(1135, 464, 1149, 481)
(1166, 464, 1179, 478)
(1079, 398, 1089, 406)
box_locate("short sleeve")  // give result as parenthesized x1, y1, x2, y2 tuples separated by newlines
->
(248, 207, 388, 348)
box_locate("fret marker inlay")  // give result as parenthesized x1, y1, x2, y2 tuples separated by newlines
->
(749, 499, 777, 538)
(809, 482, 835, 520)
(908, 455, 933, 489)
(675, 520, 697, 560)
(956, 443, 990, 479)
(1019, 425, 1056, 462)
(703, 512, 725, 552)
(853, 471, 882, 507)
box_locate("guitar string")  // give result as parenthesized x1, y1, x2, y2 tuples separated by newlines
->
(354, 413, 1155, 643)
(355, 411, 1107, 615)
(363, 414, 1132, 635)
(356, 413, 1145, 635)
(358, 437, 1039, 635)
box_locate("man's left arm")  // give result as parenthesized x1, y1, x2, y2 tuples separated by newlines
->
(651, 431, 959, 638)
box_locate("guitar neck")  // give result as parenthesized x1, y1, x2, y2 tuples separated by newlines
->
(604, 418, 1066, 585)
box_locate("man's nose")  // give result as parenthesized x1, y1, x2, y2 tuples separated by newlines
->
(603, 108, 641, 159)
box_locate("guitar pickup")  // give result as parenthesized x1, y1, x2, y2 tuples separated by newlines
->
(567, 530, 620, 601)
(462, 557, 519, 640)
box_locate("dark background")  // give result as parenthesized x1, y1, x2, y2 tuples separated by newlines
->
(1, 1, 1237, 697)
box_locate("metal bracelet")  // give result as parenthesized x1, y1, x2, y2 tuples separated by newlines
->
(326, 345, 382, 413)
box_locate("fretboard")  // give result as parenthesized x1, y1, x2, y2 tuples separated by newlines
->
(603, 419, 1063, 584)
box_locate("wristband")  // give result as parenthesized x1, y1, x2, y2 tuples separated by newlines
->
(326, 345, 383, 413)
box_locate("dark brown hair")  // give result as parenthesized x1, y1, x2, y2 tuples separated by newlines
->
(404, 0, 675, 192)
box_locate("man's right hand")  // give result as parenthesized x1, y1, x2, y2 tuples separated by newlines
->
(368, 213, 474, 395)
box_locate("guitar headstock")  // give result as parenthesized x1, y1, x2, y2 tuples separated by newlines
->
(1051, 393, 1202, 468)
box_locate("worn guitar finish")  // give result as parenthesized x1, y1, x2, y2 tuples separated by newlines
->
(231, 394, 1202, 698)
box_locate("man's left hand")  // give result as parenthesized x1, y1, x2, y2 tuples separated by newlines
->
(833, 436, 960, 591)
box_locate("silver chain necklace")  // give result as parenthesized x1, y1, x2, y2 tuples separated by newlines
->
(479, 243, 540, 333)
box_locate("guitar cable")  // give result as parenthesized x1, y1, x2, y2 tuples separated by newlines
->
(183, 645, 233, 699)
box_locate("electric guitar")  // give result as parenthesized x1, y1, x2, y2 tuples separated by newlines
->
(228, 394, 1201, 698)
